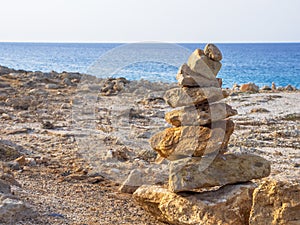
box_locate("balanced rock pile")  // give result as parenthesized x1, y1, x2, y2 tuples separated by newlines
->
(133, 44, 271, 225)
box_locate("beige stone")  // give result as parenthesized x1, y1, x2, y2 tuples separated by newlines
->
(169, 153, 271, 192)
(163, 86, 225, 108)
(119, 169, 144, 194)
(249, 177, 300, 225)
(0, 171, 20, 188)
(149, 119, 234, 160)
(119, 168, 168, 194)
(187, 49, 222, 78)
(165, 102, 237, 127)
(176, 64, 220, 88)
(261, 85, 271, 91)
(204, 43, 223, 61)
(0, 179, 11, 194)
(15, 155, 26, 166)
(0, 198, 33, 224)
(240, 83, 259, 93)
(133, 182, 256, 225)
(272, 82, 276, 90)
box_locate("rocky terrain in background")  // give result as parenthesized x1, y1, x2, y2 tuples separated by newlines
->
(0, 64, 299, 224)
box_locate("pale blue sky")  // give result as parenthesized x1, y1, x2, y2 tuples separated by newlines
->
(1, 0, 299, 42)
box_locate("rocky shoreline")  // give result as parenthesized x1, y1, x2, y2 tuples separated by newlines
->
(0, 64, 299, 224)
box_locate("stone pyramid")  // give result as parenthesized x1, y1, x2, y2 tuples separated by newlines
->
(133, 44, 271, 225)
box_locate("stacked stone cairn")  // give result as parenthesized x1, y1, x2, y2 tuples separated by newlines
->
(133, 44, 271, 225)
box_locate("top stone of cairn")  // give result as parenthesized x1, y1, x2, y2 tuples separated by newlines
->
(204, 43, 223, 62)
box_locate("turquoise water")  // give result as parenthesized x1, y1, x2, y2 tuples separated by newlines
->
(0, 42, 299, 88)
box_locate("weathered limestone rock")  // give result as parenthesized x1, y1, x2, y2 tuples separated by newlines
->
(0, 166, 33, 223)
(0, 171, 21, 187)
(169, 153, 271, 192)
(240, 82, 259, 93)
(0, 179, 11, 194)
(0, 198, 33, 224)
(284, 84, 297, 91)
(187, 49, 222, 78)
(149, 119, 234, 159)
(45, 83, 60, 89)
(0, 66, 16, 75)
(163, 86, 225, 108)
(204, 43, 223, 61)
(119, 169, 144, 194)
(100, 77, 129, 96)
(272, 82, 276, 90)
(133, 182, 256, 225)
(261, 85, 271, 91)
(165, 102, 237, 127)
(0, 140, 22, 161)
(15, 155, 26, 166)
(119, 167, 168, 194)
(176, 64, 220, 87)
(249, 177, 300, 225)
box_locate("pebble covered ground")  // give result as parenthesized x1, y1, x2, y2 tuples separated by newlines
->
(0, 67, 299, 224)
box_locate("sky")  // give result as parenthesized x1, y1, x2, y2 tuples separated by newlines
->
(1, 0, 299, 43)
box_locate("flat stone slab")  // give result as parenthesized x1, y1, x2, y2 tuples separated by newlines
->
(149, 119, 234, 160)
(119, 167, 168, 194)
(163, 86, 225, 108)
(169, 153, 271, 192)
(165, 102, 237, 127)
(133, 182, 256, 225)
(176, 64, 221, 88)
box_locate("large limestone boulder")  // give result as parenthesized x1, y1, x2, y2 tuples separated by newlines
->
(176, 64, 220, 88)
(149, 119, 234, 160)
(249, 177, 300, 225)
(187, 49, 222, 78)
(240, 83, 259, 93)
(163, 86, 225, 108)
(165, 102, 237, 127)
(169, 153, 271, 192)
(204, 43, 223, 61)
(133, 182, 256, 225)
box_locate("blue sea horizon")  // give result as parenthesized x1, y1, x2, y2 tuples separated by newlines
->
(0, 42, 299, 88)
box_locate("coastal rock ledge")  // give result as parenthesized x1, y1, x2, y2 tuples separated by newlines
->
(133, 177, 300, 225)
(133, 182, 256, 225)
(249, 177, 300, 225)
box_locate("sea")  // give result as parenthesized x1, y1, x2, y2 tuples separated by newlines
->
(0, 42, 299, 88)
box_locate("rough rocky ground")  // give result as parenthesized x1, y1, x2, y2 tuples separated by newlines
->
(226, 92, 300, 178)
(0, 66, 299, 224)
